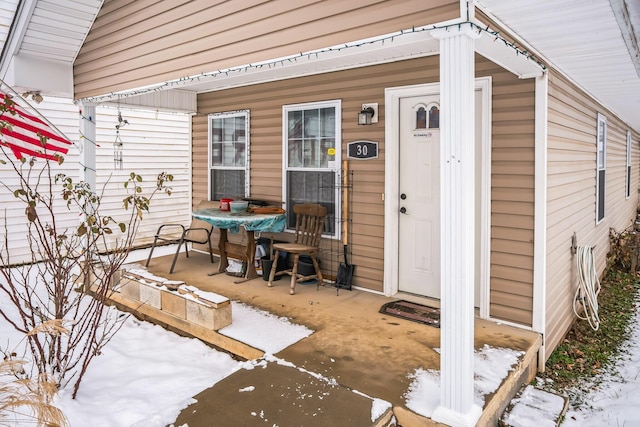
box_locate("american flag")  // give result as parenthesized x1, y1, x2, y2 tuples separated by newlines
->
(0, 91, 72, 161)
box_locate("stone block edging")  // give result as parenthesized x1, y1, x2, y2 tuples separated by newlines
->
(116, 266, 232, 331)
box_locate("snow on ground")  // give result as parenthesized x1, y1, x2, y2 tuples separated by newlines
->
(1, 299, 312, 426)
(503, 385, 567, 427)
(0, 251, 315, 426)
(219, 301, 313, 354)
(54, 311, 239, 427)
(560, 305, 640, 426)
(403, 344, 524, 418)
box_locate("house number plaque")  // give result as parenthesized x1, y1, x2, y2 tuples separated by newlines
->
(347, 140, 378, 160)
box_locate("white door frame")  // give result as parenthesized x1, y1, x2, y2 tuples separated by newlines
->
(383, 77, 492, 318)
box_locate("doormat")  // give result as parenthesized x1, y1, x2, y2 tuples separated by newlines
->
(379, 300, 440, 328)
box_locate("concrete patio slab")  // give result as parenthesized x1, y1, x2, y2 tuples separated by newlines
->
(174, 359, 393, 427)
(124, 250, 543, 426)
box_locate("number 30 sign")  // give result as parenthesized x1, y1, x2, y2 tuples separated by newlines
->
(347, 140, 378, 160)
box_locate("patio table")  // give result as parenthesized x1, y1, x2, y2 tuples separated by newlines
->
(192, 207, 286, 282)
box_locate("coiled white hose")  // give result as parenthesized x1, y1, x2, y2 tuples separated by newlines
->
(574, 246, 601, 331)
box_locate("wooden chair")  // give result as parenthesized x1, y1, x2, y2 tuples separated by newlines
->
(268, 203, 327, 294)
(145, 201, 217, 273)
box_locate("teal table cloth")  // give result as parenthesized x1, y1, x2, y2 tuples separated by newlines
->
(192, 208, 286, 234)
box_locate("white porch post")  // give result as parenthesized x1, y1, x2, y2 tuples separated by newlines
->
(79, 103, 96, 191)
(431, 24, 481, 427)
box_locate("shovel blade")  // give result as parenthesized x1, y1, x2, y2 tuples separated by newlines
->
(336, 263, 354, 290)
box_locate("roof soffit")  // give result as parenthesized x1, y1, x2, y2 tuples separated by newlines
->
(477, 0, 640, 131)
(0, 0, 103, 94)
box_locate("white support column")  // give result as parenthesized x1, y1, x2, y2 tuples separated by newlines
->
(431, 24, 481, 427)
(79, 103, 96, 191)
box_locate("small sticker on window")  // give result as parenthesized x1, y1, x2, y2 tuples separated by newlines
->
(327, 148, 336, 156)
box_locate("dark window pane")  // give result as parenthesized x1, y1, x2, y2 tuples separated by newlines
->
(288, 111, 303, 138)
(286, 170, 335, 236)
(232, 142, 246, 167)
(211, 142, 223, 165)
(319, 107, 335, 137)
(211, 169, 245, 200)
(303, 138, 320, 168)
(428, 106, 440, 129)
(416, 107, 426, 129)
(234, 116, 245, 139)
(303, 110, 320, 137)
(597, 169, 605, 221)
(288, 139, 303, 167)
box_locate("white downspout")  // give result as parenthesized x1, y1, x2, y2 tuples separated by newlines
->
(533, 73, 549, 366)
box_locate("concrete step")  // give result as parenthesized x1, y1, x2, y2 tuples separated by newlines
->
(500, 385, 568, 427)
(173, 358, 394, 426)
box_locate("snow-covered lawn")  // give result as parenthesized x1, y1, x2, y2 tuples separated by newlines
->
(0, 296, 313, 426)
(560, 305, 640, 426)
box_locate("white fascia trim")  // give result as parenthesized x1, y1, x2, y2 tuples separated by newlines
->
(533, 73, 548, 364)
(477, 76, 492, 319)
(0, 0, 36, 79)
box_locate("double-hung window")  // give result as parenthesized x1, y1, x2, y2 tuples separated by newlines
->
(626, 131, 632, 199)
(596, 113, 606, 223)
(283, 100, 341, 236)
(208, 110, 249, 200)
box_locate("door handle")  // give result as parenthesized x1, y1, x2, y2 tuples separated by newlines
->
(400, 193, 407, 200)
(400, 207, 407, 214)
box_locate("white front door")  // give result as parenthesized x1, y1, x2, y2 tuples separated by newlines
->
(385, 81, 489, 309)
(398, 95, 441, 297)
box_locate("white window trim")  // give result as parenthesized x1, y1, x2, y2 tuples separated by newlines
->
(626, 130, 632, 199)
(207, 110, 250, 199)
(596, 113, 606, 224)
(281, 99, 342, 238)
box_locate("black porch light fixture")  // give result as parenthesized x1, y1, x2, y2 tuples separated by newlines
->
(358, 103, 378, 125)
(358, 106, 375, 125)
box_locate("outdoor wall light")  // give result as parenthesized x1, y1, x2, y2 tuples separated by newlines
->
(358, 103, 378, 125)
(21, 91, 43, 104)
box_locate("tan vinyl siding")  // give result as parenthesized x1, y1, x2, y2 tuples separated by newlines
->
(479, 59, 536, 326)
(191, 54, 537, 317)
(192, 57, 443, 292)
(74, 0, 460, 98)
(545, 70, 640, 354)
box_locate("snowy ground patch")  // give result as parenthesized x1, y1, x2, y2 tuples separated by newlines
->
(0, 251, 315, 427)
(561, 304, 640, 426)
(53, 309, 240, 427)
(219, 301, 313, 354)
(502, 385, 567, 427)
(404, 345, 523, 418)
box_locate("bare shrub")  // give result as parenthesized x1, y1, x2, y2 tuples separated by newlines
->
(0, 147, 172, 401)
(608, 226, 640, 272)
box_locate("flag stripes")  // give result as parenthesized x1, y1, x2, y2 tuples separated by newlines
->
(0, 92, 72, 160)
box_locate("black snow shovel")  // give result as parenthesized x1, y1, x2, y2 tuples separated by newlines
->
(336, 242, 354, 290)
(336, 160, 354, 290)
